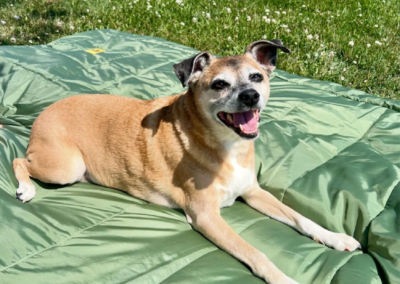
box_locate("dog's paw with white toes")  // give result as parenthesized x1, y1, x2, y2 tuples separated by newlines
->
(316, 232, 361, 252)
(16, 182, 36, 203)
(331, 233, 361, 252)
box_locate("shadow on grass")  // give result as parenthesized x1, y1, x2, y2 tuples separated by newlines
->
(0, 0, 25, 9)
(29, 4, 69, 20)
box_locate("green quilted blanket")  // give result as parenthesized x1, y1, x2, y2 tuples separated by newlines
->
(0, 30, 399, 284)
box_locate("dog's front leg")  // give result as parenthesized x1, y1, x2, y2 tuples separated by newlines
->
(186, 203, 298, 284)
(242, 185, 361, 252)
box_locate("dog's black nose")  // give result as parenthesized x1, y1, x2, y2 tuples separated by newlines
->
(238, 89, 260, 107)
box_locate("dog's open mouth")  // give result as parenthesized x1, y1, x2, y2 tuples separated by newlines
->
(217, 110, 260, 139)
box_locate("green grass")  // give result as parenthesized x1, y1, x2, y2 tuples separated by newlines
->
(0, 0, 399, 99)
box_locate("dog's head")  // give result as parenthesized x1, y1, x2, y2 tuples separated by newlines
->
(173, 40, 290, 141)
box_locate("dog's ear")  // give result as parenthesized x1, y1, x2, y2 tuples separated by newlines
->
(245, 39, 290, 74)
(173, 52, 212, 87)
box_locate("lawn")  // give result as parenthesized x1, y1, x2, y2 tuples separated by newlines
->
(0, 0, 399, 99)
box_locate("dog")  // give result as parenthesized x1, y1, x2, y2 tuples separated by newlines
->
(13, 39, 361, 284)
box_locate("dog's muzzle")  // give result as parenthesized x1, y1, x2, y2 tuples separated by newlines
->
(238, 89, 260, 107)
(216, 88, 262, 139)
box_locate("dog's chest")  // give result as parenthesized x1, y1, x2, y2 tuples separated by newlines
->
(218, 159, 254, 208)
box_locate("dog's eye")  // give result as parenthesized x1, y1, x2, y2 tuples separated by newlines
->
(211, 80, 230, 90)
(250, 73, 263, 82)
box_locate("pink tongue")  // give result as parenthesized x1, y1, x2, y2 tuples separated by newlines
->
(232, 111, 258, 133)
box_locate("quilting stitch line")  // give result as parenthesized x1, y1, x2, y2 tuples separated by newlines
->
(0, 203, 135, 272)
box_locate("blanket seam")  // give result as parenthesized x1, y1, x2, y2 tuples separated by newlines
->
(157, 248, 218, 284)
(273, 74, 400, 113)
(237, 217, 269, 235)
(156, 217, 270, 283)
(46, 41, 195, 70)
(0, 203, 135, 272)
(155, 217, 269, 283)
(1, 39, 194, 97)
(280, 108, 389, 203)
(383, 179, 400, 210)
(0, 57, 72, 92)
(325, 253, 363, 284)
(50, 37, 195, 54)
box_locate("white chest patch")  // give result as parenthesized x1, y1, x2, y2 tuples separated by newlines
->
(219, 159, 255, 208)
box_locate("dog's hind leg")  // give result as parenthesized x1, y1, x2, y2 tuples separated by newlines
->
(13, 139, 86, 203)
(13, 158, 36, 203)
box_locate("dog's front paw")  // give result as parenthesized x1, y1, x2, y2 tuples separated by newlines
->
(16, 182, 36, 203)
(315, 232, 361, 252)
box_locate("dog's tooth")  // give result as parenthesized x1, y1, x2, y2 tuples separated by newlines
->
(227, 114, 233, 123)
(239, 124, 244, 132)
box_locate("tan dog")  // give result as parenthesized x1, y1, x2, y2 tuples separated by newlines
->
(13, 40, 360, 284)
